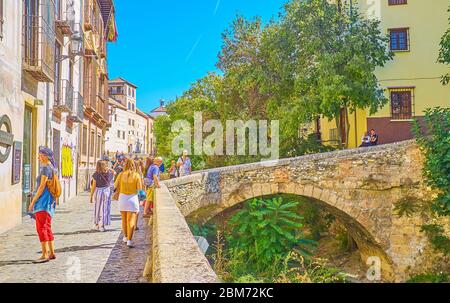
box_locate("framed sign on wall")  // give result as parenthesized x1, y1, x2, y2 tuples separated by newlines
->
(12, 141, 22, 185)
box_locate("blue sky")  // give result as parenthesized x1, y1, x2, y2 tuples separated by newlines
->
(107, 0, 287, 113)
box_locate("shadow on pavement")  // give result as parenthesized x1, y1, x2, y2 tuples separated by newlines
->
(24, 229, 120, 237)
(0, 260, 36, 267)
(54, 243, 116, 253)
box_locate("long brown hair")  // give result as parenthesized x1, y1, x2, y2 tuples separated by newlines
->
(96, 160, 108, 174)
(123, 158, 136, 173)
(138, 160, 145, 176)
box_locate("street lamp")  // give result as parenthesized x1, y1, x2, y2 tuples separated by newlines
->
(70, 32, 83, 56)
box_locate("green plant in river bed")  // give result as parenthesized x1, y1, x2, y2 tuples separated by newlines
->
(188, 222, 216, 239)
(275, 251, 348, 283)
(407, 272, 449, 283)
(226, 197, 317, 276)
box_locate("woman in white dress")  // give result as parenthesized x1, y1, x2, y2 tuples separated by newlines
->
(114, 158, 142, 248)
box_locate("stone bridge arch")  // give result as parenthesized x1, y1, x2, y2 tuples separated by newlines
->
(156, 140, 432, 282)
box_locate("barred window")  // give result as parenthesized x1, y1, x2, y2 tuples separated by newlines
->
(388, 0, 407, 5)
(390, 88, 413, 120)
(389, 28, 409, 51)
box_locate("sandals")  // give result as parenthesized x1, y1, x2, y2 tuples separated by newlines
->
(33, 257, 50, 264)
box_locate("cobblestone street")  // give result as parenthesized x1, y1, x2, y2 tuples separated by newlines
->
(0, 193, 151, 283)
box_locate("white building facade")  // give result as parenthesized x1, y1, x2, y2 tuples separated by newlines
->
(0, 0, 85, 233)
(106, 77, 154, 156)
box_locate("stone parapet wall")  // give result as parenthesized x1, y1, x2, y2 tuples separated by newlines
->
(151, 184, 218, 283)
(77, 168, 96, 194)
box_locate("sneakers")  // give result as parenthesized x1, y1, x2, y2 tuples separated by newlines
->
(122, 236, 127, 243)
(127, 240, 134, 248)
(99, 227, 106, 232)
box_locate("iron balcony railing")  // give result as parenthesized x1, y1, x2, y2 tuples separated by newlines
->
(54, 79, 74, 112)
(22, 14, 56, 82)
(68, 91, 84, 122)
(55, 0, 75, 35)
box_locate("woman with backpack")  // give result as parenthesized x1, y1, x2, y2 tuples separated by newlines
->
(28, 146, 60, 263)
(90, 160, 114, 232)
(114, 158, 143, 248)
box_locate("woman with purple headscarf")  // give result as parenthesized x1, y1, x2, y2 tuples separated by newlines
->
(28, 146, 58, 263)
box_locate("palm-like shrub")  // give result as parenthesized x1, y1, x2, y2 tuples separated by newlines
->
(226, 197, 317, 276)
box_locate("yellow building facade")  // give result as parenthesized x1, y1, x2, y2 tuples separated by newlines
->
(319, 0, 450, 148)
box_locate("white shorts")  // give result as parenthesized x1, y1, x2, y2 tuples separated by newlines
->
(118, 193, 139, 213)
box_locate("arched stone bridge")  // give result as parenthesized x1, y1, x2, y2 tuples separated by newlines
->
(150, 140, 435, 283)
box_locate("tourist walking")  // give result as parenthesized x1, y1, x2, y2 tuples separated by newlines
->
(177, 150, 192, 177)
(115, 159, 143, 247)
(143, 157, 162, 217)
(112, 154, 125, 180)
(90, 160, 114, 232)
(28, 146, 60, 263)
(168, 160, 177, 179)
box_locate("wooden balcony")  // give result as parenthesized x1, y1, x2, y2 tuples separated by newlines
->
(55, 0, 75, 36)
(22, 15, 55, 82)
(83, 0, 95, 31)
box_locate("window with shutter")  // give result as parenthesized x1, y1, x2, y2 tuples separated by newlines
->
(388, 0, 407, 5)
(389, 28, 409, 51)
(390, 88, 413, 120)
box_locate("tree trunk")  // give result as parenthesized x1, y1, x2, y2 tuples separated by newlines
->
(335, 112, 343, 149)
(344, 106, 350, 149)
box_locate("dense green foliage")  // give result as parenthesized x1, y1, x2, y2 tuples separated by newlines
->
(226, 197, 317, 275)
(407, 272, 449, 283)
(413, 107, 450, 217)
(188, 222, 216, 239)
(412, 107, 450, 258)
(154, 0, 392, 164)
(420, 224, 450, 255)
(438, 7, 450, 85)
(275, 252, 348, 283)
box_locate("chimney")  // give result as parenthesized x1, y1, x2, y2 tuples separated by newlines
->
(160, 99, 165, 107)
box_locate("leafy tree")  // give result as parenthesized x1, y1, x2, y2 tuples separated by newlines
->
(413, 107, 450, 255)
(217, 15, 271, 120)
(226, 197, 316, 275)
(264, 0, 392, 148)
(438, 7, 450, 85)
(153, 73, 223, 169)
(413, 107, 450, 217)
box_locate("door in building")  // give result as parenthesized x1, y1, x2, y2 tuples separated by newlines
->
(22, 106, 33, 216)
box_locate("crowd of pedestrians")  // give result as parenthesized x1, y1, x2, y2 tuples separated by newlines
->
(27, 148, 193, 261)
